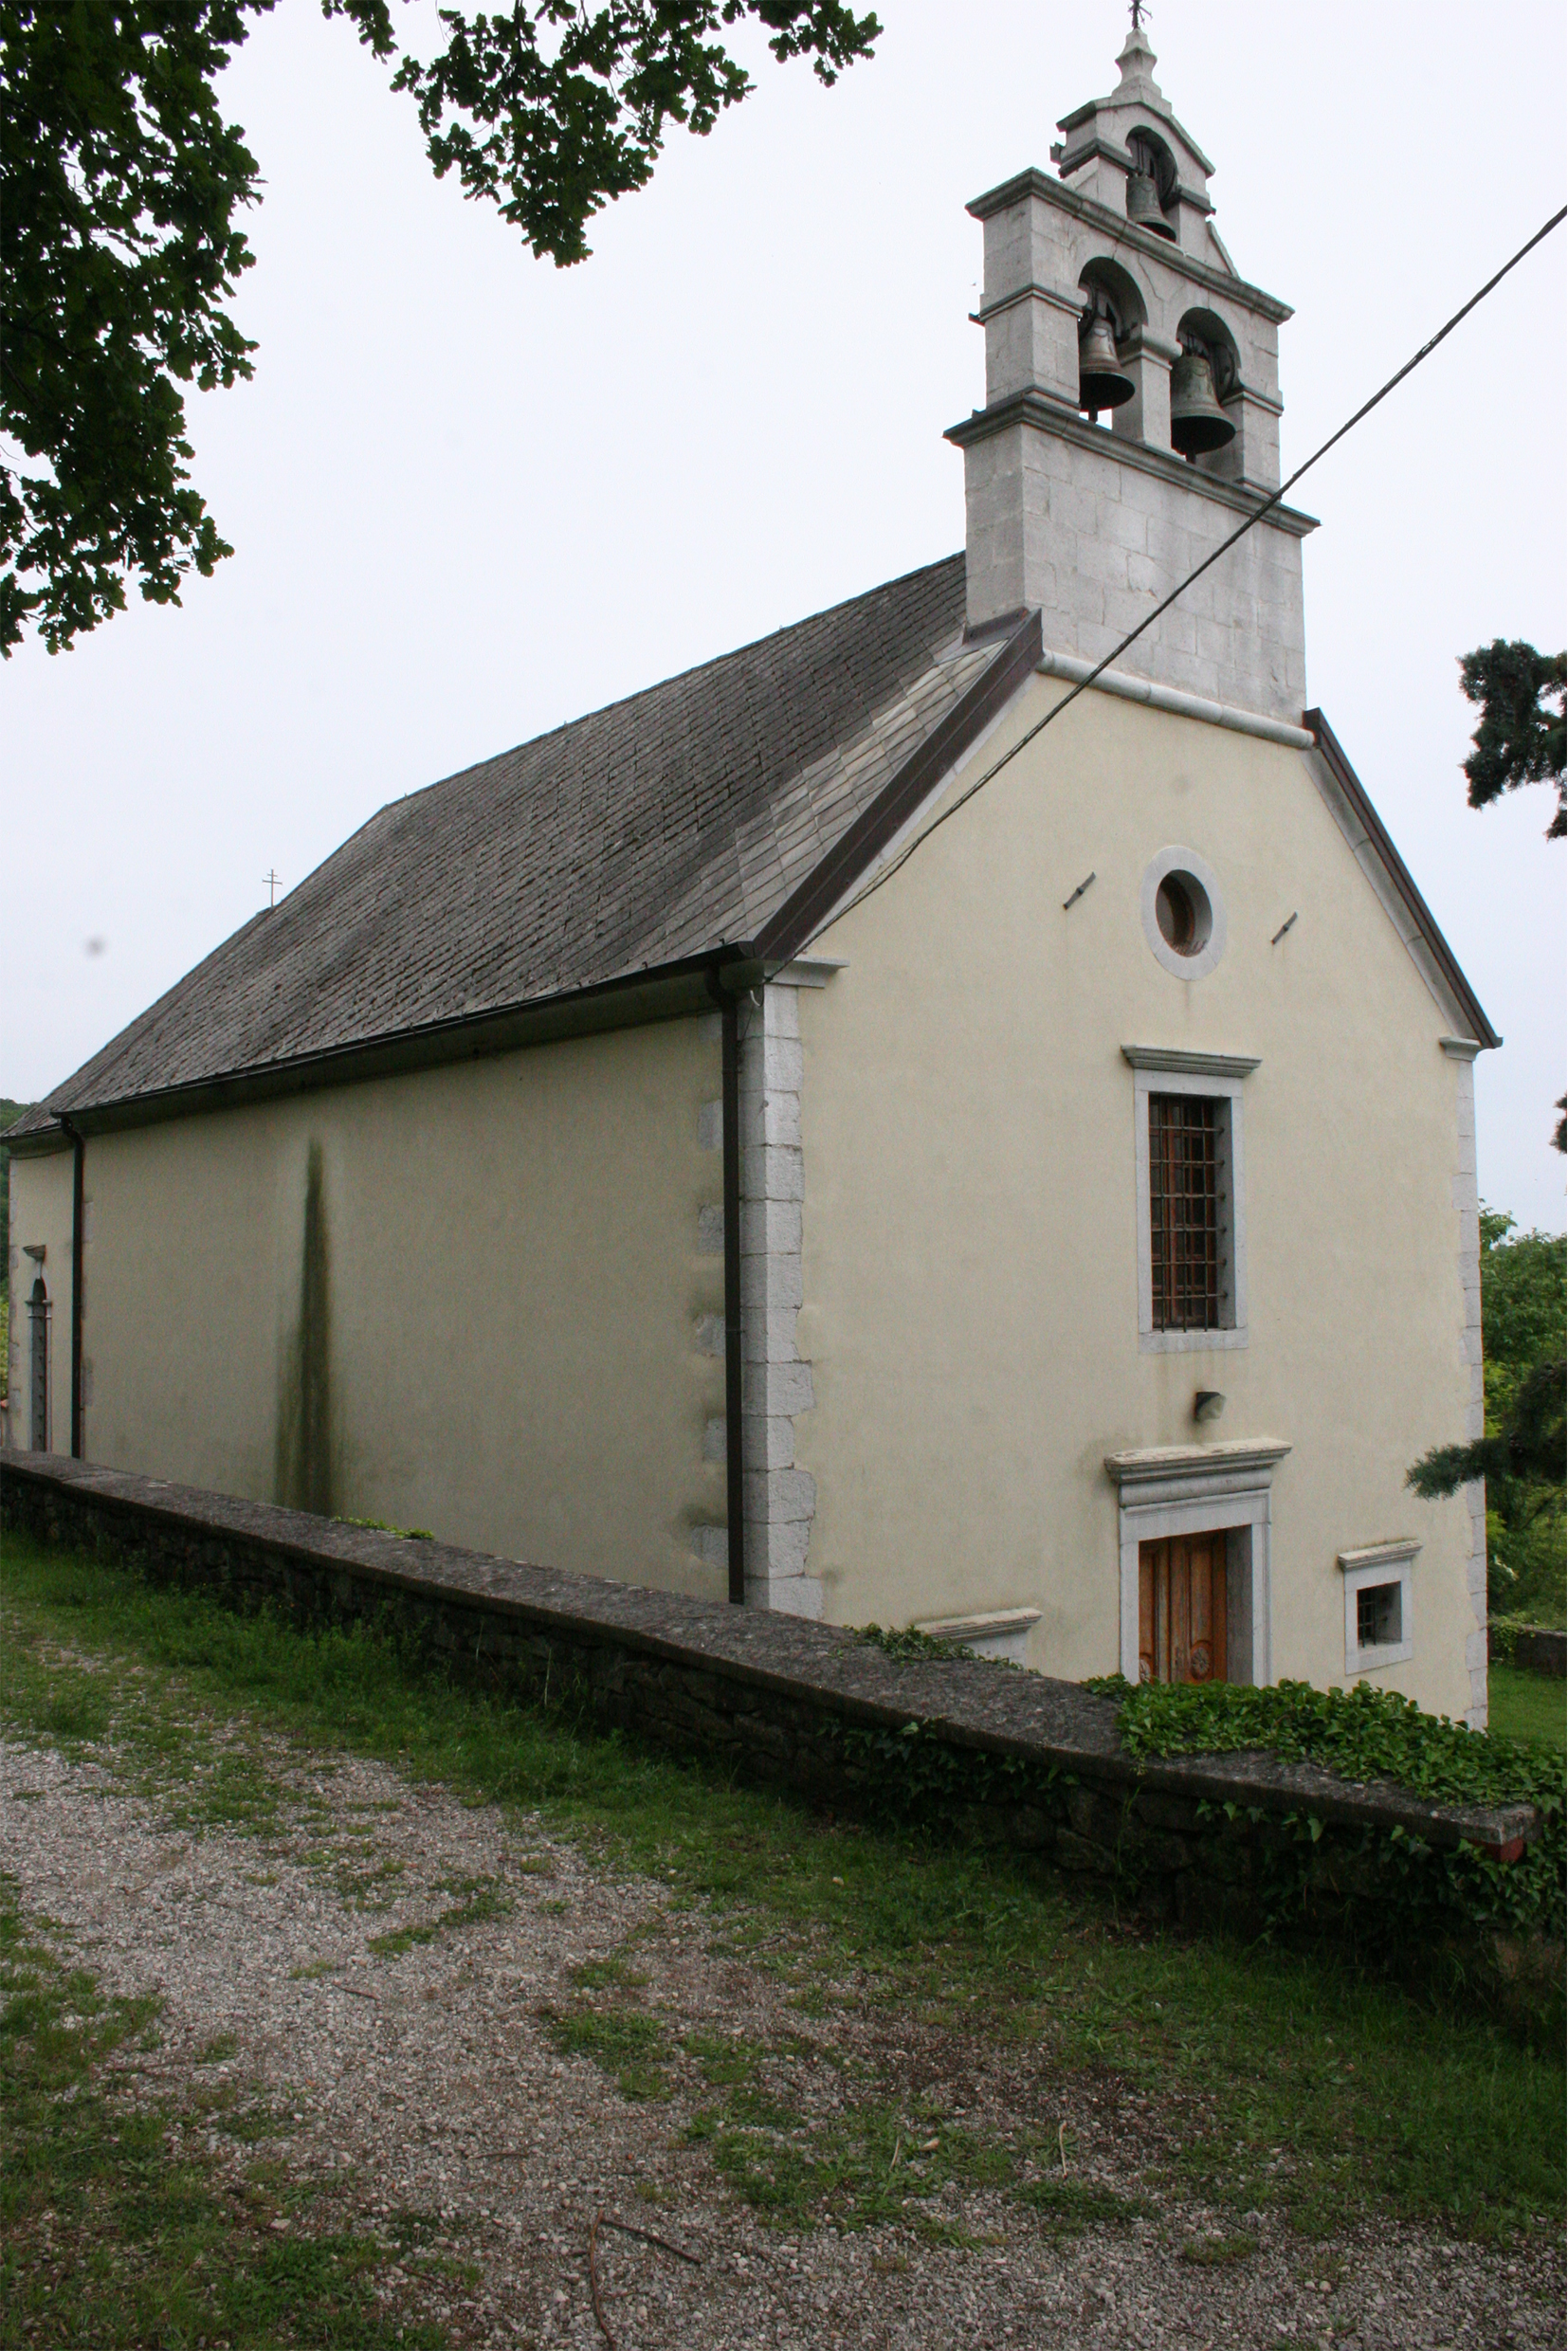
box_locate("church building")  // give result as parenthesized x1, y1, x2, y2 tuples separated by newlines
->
(8, 30, 1498, 1723)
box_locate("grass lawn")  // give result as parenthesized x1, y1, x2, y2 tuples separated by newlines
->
(1491, 1661, 1568, 1750)
(0, 1527, 1562, 2340)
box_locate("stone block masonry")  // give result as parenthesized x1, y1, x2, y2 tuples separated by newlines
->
(957, 417, 1310, 720)
(736, 982, 822, 1618)
(2, 1454, 1542, 1943)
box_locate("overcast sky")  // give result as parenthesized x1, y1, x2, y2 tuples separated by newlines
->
(8, 0, 1566, 1229)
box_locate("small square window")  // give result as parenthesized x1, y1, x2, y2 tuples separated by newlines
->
(1356, 1581, 1401, 1652)
(1340, 1545, 1417, 1674)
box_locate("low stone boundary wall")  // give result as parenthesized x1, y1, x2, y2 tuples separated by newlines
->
(1, 1453, 1542, 1934)
(1491, 1622, 1567, 1680)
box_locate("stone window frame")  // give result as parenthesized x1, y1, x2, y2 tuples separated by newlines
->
(1339, 1540, 1418, 1676)
(1122, 1046, 1258, 1355)
(1105, 1440, 1290, 1686)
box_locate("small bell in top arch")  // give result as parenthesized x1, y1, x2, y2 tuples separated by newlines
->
(1125, 169, 1176, 241)
(1078, 316, 1135, 414)
(1169, 348, 1236, 457)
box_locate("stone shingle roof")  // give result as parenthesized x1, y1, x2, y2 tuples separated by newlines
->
(21, 554, 1024, 1134)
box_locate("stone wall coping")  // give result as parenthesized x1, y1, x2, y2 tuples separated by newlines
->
(1, 1451, 1540, 1856)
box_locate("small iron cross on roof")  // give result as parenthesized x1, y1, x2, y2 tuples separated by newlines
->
(1130, 0, 1150, 27)
(264, 867, 281, 908)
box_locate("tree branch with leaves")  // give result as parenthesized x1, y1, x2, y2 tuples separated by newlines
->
(1, 0, 880, 654)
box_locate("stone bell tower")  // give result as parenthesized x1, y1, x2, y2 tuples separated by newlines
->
(947, 25, 1313, 722)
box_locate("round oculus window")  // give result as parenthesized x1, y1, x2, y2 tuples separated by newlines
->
(1155, 869, 1212, 957)
(1140, 847, 1227, 980)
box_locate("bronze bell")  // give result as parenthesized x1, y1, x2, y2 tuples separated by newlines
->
(1078, 316, 1135, 414)
(1169, 348, 1236, 458)
(1125, 169, 1176, 241)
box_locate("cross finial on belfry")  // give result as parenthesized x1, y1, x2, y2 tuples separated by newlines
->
(1130, 0, 1150, 27)
(264, 867, 281, 909)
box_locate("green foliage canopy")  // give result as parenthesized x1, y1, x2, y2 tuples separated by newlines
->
(1408, 1211, 1566, 1623)
(389, 0, 882, 267)
(1480, 1206, 1567, 1371)
(2, 0, 263, 653)
(1, 0, 880, 655)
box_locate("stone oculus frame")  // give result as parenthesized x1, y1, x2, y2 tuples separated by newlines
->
(1122, 1044, 1259, 1354)
(1105, 1439, 1290, 1686)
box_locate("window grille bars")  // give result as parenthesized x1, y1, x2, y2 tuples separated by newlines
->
(1149, 1094, 1219, 1330)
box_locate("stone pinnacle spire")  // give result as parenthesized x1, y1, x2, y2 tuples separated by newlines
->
(1115, 21, 1167, 105)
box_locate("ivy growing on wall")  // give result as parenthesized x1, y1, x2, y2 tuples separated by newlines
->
(1087, 1674, 1565, 1945)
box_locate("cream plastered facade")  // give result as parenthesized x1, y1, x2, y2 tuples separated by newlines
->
(794, 674, 1484, 1723)
(9, 1018, 730, 1598)
(7, 1143, 76, 1457)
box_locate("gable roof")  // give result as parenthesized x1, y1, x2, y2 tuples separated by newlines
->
(14, 560, 1495, 1148)
(15, 557, 1039, 1139)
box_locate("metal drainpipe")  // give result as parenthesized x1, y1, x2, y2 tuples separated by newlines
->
(58, 1117, 85, 1459)
(708, 969, 747, 1605)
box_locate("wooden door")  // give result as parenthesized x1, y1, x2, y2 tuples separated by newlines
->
(1139, 1535, 1228, 1686)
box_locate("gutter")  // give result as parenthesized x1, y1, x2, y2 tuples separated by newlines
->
(7, 956, 728, 1155)
(57, 1117, 85, 1459)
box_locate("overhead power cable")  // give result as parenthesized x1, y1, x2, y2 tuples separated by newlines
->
(809, 204, 1568, 943)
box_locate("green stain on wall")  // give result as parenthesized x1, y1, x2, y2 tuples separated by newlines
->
(274, 1142, 334, 1515)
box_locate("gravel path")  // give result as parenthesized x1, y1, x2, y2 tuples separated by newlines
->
(2, 1729, 1559, 2350)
